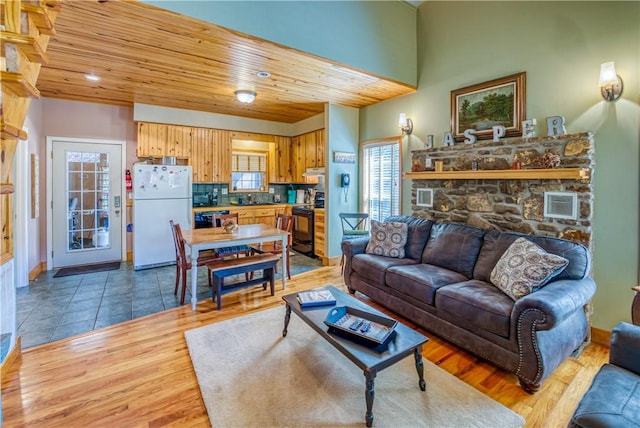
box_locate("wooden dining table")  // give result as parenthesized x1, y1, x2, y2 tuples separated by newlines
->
(181, 223, 290, 310)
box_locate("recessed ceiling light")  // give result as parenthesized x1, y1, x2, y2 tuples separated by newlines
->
(85, 74, 101, 82)
(256, 71, 271, 78)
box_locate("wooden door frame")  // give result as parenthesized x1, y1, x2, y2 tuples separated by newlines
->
(45, 137, 127, 270)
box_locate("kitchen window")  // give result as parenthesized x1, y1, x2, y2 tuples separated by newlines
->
(362, 137, 401, 222)
(231, 151, 267, 191)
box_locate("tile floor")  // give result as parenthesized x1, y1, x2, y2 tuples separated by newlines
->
(17, 253, 322, 349)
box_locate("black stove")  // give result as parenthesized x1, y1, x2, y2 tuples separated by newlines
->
(291, 206, 315, 257)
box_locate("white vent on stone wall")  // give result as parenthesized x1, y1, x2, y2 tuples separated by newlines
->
(416, 188, 433, 207)
(544, 192, 578, 220)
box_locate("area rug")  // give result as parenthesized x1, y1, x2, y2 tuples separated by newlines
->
(53, 261, 121, 278)
(185, 307, 525, 428)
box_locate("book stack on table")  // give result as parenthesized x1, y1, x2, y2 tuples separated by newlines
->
(297, 287, 336, 308)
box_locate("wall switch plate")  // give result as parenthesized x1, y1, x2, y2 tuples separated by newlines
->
(269, 187, 274, 194)
(221, 188, 228, 195)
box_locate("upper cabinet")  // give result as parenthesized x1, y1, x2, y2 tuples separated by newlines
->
(191, 128, 232, 183)
(270, 136, 293, 184)
(136, 122, 325, 184)
(137, 122, 192, 159)
(291, 129, 325, 183)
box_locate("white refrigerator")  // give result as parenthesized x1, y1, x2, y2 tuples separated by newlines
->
(133, 163, 192, 270)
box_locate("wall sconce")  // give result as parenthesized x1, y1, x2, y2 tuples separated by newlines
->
(399, 113, 413, 135)
(598, 61, 623, 102)
(235, 90, 257, 104)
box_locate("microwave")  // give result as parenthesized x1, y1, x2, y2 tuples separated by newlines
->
(193, 192, 212, 207)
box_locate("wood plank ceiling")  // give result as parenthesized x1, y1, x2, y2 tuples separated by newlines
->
(36, 0, 416, 123)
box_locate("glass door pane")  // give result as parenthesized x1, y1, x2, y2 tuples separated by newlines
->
(66, 151, 111, 251)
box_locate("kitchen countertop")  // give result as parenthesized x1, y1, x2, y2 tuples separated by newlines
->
(193, 203, 314, 212)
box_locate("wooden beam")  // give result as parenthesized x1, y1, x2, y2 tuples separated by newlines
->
(0, 119, 28, 140)
(0, 71, 41, 98)
(0, 31, 49, 64)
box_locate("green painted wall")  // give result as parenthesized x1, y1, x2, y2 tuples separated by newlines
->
(142, 0, 417, 85)
(361, 1, 640, 331)
(325, 104, 360, 259)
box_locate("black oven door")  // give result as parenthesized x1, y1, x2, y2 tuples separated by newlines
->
(292, 209, 315, 256)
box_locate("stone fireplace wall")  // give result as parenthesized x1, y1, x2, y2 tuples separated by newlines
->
(409, 132, 594, 248)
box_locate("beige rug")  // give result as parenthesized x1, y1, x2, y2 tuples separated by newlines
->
(185, 307, 525, 428)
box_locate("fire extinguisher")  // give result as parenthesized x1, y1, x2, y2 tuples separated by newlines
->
(125, 169, 132, 192)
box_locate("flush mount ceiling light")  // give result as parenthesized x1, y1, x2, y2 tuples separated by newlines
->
(84, 73, 101, 82)
(598, 61, 623, 102)
(235, 90, 257, 104)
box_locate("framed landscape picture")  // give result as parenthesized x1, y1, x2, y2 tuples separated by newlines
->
(450, 72, 526, 142)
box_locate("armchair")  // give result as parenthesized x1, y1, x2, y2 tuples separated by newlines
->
(569, 322, 640, 427)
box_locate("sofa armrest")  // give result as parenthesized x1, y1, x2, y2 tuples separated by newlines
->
(341, 238, 369, 259)
(513, 277, 596, 331)
(610, 322, 640, 375)
(341, 238, 370, 286)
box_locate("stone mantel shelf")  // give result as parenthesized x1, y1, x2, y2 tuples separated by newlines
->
(404, 167, 591, 181)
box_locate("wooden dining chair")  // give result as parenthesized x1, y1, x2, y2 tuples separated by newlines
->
(250, 213, 294, 279)
(170, 220, 221, 305)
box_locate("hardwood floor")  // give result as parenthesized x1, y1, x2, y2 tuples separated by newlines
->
(2, 265, 607, 427)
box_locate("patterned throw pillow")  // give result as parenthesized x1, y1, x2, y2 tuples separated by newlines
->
(365, 221, 408, 258)
(490, 237, 569, 301)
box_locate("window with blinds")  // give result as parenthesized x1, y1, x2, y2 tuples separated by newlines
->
(231, 152, 266, 191)
(362, 139, 401, 222)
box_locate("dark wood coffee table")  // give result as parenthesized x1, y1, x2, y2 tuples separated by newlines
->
(282, 285, 428, 427)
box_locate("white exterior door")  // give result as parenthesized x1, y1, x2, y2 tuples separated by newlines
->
(50, 138, 124, 268)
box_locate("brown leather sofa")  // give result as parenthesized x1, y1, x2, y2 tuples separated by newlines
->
(341, 215, 596, 392)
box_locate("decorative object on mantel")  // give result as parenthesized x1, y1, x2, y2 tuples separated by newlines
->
(450, 72, 526, 142)
(532, 151, 561, 169)
(599, 61, 624, 102)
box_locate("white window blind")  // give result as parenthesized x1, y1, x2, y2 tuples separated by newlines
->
(362, 140, 400, 222)
(232, 153, 266, 172)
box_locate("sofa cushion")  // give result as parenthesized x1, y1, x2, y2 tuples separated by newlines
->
(490, 237, 569, 301)
(366, 221, 408, 258)
(436, 280, 514, 338)
(385, 216, 433, 261)
(386, 264, 468, 306)
(421, 223, 486, 278)
(474, 231, 590, 282)
(569, 364, 640, 428)
(351, 253, 417, 288)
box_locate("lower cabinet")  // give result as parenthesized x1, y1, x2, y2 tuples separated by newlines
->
(314, 209, 325, 259)
(231, 206, 286, 227)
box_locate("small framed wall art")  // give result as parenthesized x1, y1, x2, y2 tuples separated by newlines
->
(333, 151, 356, 164)
(450, 72, 526, 142)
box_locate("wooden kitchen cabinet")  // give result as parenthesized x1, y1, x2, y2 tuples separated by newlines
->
(137, 122, 192, 159)
(290, 129, 325, 183)
(230, 206, 286, 227)
(270, 136, 293, 183)
(314, 209, 325, 259)
(137, 122, 167, 158)
(191, 128, 232, 183)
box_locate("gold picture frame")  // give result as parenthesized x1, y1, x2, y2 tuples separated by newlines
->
(450, 72, 526, 142)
